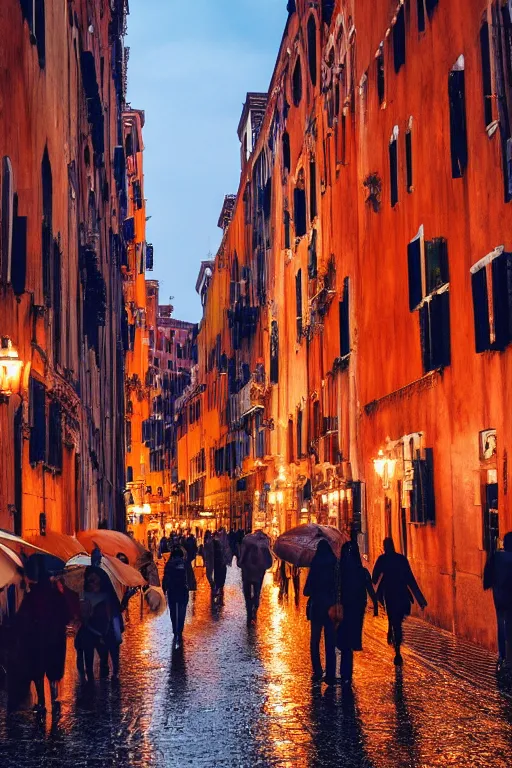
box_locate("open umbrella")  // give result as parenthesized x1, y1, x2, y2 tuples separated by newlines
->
(273, 524, 349, 567)
(0, 529, 53, 558)
(27, 531, 86, 562)
(64, 553, 147, 603)
(0, 530, 66, 576)
(0, 542, 23, 589)
(77, 529, 146, 567)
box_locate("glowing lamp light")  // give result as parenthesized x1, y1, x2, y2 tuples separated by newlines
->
(0, 338, 23, 398)
(373, 450, 387, 478)
(340, 489, 346, 501)
(276, 491, 284, 504)
(333, 490, 340, 503)
(269, 492, 276, 505)
(322, 494, 328, 505)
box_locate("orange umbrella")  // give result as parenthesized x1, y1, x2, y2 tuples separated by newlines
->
(27, 531, 86, 563)
(0, 529, 53, 559)
(64, 553, 147, 603)
(77, 529, 146, 567)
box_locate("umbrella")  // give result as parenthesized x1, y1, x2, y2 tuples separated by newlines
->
(0, 529, 53, 558)
(0, 530, 66, 576)
(273, 524, 349, 567)
(0, 542, 23, 589)
(77, 529, 147, 567)
(144, 586, 166, 616)
(27, 531, 86, 562)
(64, 553, 147, 603)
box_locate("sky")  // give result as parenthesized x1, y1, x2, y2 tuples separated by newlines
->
(125, 0, 289, 323)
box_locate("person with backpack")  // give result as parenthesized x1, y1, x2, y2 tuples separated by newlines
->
(238, 531, 273, 623)
(162, 546, 189, 650)
(483, 531, 512, 669)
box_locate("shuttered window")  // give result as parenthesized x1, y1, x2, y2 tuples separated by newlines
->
(296, 269, 303, 341)
(389, 129, 399, 207)
(448, 58, 468, 179)
(309, 160, 317, 220)
(48, 400, 62, 471)
(11, 195, 27, 296)
(410, 448, 436, 524)
(270, 320, 279, 384)
(307, 15, 317, 87)
(29, 378, 46, 464)
(407, 235, 422, 311)
(471, 250, 512, 353)
(294, 186, 307, 237)
(393, 5, 406, 73)
(1, 157, 14, 284)
(339, 276, 350, 357)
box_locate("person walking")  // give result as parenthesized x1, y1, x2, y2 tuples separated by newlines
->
(372, 537, 427, 666)
(15, 561, 71, 714)
(75, 567, 114, 683)
(162, 546, 189, 650)
(337, 541, 378, 684)
(483, 531, 512, 668)
(303, 539, 338, 686)
(238, 531, 273, 623)
(158, 534, 169, 559)
(203, 530, 215, 589)
(184, 532, 198, 592)
(213, 532, 228, 602)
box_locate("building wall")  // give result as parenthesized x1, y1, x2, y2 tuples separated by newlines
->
(0, 0, 129, 537)
(177, 0, 512, 647)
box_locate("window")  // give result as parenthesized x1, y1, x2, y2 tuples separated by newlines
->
(1, 157, 13, 284)
(307, 15, 317, 87)
(480, 20, 493, 128)
(297, 409, 303, 458)
(448, 56, 468, 179)
(283, 132, 291, 172)
(408, 227, 451, 371)
(29, 377, 46, 464)
(471, 247, 512, 353)
(313, 400, 321, 441)
(389, 126, 399, 207)
(393, 4, 406, 73)
(308, 229, 317, 279)
(34, 0, 45, 68)
(292, 58, 302, 107)
(296, 269, 303, 341)
(288, 419, 294, 463)
(270, 320, 279, 384)
(48, 400, 62, 471)
(294, 173, 307, 237)
(410, 448, 436, 524)
(405, 118, 413, 193)
(491, 2, 512, 202)
(11, 195, 27, 296)
(339, 276, 350, 357)
(377, 46, 385, 106)
(284, 209, 291, 249)
(309, 159, 317, 221)
(126, 466, 133, 483)
(417, 0, 426, 32)
(42, 147, 52, 305)
(322, 0, 335, 26)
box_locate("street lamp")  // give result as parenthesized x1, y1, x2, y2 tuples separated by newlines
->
(0, 337, 23, 403)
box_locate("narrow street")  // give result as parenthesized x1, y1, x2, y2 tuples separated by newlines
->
(1, 565, 511, 768)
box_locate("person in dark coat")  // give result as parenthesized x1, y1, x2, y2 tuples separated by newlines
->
(203, 530, 215, 589)
(75, 567, 116, 683)
(303, 540, 338, 685)
(372, 538, 427, 666)
(337, 541, 378, 683)
(15, 565, 71, 714)
(213, 533, 228, 602)
(238, 531, 273, 623)
(162, 546, 189, 650)
(483, 531, 512, 667)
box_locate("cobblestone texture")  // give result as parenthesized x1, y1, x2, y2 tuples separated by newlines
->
(1, 565, 512, 767)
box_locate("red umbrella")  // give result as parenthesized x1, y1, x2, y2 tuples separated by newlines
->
(273, 524, 348, 567)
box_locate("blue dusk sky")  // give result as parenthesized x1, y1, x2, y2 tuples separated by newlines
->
(126, 0, 288, 323)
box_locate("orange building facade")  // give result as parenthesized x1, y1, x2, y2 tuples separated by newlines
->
(177, 0, 512, 647)
(0, 0, 131, 539)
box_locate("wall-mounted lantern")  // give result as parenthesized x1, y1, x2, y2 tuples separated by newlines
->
(0, 337, 23, 402)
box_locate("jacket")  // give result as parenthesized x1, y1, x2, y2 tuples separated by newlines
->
(239, 533, 273, 582)
(162, 558, 189, 603)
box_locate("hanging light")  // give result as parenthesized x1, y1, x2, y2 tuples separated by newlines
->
(276, 491, 284, 504)
(373, 449, 387, 478)
(0, 337, 23, 399)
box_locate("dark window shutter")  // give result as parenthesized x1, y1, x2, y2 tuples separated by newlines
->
(389, 138, 398, 207)
(284, 210, 291, 249)
(308, 228, 317, 279)
(471, 268, 491, 353)
(11, 206, 27, 296)
(419, 303, 432, 373)
(270, 320, 279, 384)
(407, 238, 422, 311)
(296, 269, 303, 340)
(309, 160, 317, 220)
(425, 237, 449, 294)
(480, 22, 493, 127)
(405, 130, 413, 192)
(297, 409, 303, 458)
(146, 244, 154, 271)
(430, 291, 451, 369)
(48, 400, 62, 470)
(283, 132, 291, 172)
(448, 68, 468, 178)
(492, 252, 512, 350)
(417, 0, 426, 32)
(30, 378, 46, 464)
(127, 466, 133, 483)
(425, 0, 439, 18)
(294, 188, 307, 237)
(423, 448, 436, 523)
(340, 277, 350, 357)
(393, 5, 406, 73)
(307, 15, 317, 86)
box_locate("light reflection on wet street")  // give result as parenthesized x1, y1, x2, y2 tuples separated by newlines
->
(1, 565, 512, 767)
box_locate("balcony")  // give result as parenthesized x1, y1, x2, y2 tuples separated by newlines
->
(239, 374, 265, 418)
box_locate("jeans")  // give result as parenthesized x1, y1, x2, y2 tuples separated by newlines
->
(310, 616, 336, 679)
(169, 601, 188, 637)
(242, 576, 264, 618)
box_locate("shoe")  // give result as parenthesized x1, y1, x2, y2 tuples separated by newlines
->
(394, 653, 403, 666)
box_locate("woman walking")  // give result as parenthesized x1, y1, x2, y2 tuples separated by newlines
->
(337, 541, 378, 684)
(162, 546, 190, 650)
(213, 532, 228, 603)
(303, 540, 338, 686)
(203, 530, 215, 589)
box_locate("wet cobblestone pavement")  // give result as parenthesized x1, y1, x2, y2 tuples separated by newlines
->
(1, 565, 512, 767)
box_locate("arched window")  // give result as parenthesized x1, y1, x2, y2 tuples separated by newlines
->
(292, 58, 302, 107)
(307, 16, 317, 87)
(1, 157, 14, 284)
(282, 132, 291, 172)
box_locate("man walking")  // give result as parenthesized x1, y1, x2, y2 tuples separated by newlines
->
(372, 538, 427, 666)
(484, 531, 512, 669)
(238, 531, 273, 624)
